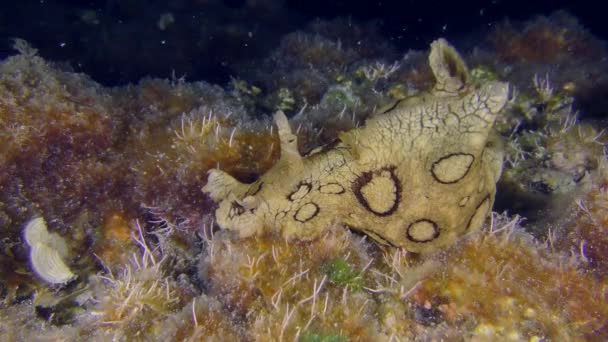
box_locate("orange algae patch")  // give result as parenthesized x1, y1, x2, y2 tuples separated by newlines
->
(102, 213, 132, 242)
(411, 227, 608, 340)
(196, 125, 280, 182)
(92, 213, 137, 267)
(170, 115, 281, 182)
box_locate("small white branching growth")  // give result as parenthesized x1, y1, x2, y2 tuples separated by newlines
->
(533, 73, 554, 103)
(360, 61, 400, 82)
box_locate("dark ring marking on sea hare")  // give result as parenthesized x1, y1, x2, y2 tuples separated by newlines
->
(431, 152, 475, 184)
(294, 202, 320, 223)
(352, 166, 401, 216)
(287, 181, 312, 201)
(406, 219, 440, 243)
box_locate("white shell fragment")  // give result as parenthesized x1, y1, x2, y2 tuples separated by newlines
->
(30, 242, 76, 284)
(23, 217, 75, 284)
(23, 216, 47, 247)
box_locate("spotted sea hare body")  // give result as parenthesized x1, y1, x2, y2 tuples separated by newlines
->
(203, 38, 509, 252)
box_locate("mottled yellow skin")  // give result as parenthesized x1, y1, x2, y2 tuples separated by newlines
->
(203, 39, 509, 252)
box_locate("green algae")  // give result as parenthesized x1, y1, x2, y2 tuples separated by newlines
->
(324, 258, 363, 290)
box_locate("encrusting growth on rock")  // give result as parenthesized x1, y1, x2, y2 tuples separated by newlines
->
(203, 39, 510, 252)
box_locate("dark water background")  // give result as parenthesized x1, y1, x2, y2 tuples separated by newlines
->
(0, 0, 604, 86)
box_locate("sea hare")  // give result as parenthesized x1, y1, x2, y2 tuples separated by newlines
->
(203, 38, 509, 252)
